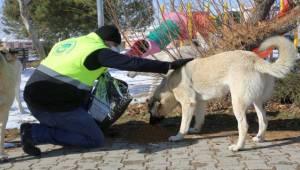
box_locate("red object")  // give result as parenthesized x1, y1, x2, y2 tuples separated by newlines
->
(252, 47, 273, 58)
(125, 40, 145, 57)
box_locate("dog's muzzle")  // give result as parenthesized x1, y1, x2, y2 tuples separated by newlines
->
(148, 101, 165, 124)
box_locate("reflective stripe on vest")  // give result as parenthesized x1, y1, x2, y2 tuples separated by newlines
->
(37, 65, 91, 91)
(40, 32, 108, 89)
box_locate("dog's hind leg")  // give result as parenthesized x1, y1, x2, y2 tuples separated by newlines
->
(252, 101, 268, 143)
(229, 96, 249, 152)
(189, 100, 205, 134)
(252, 76, 273, 142)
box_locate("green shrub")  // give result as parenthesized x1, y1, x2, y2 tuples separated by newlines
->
(273, 61, 300, 105)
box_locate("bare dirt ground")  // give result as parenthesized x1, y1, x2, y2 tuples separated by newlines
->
(105, 101, 300, 144)
(2, 102, 300, 170)
(5, 101, 300, 145)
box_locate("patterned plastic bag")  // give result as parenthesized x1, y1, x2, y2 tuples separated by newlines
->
(88, 72, 132, 131)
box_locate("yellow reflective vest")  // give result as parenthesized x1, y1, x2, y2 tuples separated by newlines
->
(39, 32, 108, 90)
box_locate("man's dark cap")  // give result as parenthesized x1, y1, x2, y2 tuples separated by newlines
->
(95, 25, 121, 45)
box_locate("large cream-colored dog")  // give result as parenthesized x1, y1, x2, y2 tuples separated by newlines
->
(148, 36, 297, 151)
(0, 46, 23, 160)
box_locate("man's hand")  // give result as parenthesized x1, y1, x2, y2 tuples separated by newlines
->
(170, 58, 194, 70)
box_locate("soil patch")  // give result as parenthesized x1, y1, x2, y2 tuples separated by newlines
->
(108, 121, 176, 144)
(264, 131, 300, 141)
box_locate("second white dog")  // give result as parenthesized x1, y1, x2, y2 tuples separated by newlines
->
(0, 46, 25, 160)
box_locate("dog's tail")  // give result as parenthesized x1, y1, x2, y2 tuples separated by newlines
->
(254, 36, 297, 78)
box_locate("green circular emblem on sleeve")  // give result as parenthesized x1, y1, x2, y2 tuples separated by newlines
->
(54, 40, 76, 55)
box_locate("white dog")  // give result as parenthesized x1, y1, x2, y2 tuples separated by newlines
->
(0, 46, 24, 160)
(148, 36, 297, 151)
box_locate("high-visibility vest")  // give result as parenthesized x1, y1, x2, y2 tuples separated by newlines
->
(39, 32, 108, 90)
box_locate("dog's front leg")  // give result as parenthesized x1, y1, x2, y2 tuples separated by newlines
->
(169, 69, 197, 142)
(0, 109, 10, 161)
(0, 122, 9, 161)
(169, 100, 196, 142)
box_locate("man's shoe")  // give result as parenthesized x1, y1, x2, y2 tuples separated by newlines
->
(20, 123, 41, 156)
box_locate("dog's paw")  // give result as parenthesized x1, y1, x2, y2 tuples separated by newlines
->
(168, 134, 184, 142)
(252, 136, 264, 143)
(228, 144, 241, 152)
(188, 127, 201, 134)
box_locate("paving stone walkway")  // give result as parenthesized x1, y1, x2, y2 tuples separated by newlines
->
(1, 133, 300, 170)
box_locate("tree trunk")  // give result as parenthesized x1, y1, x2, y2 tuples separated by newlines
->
(18, 0, 46, 58)
(251, 0, 276, 23)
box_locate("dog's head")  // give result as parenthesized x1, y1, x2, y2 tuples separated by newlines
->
(148, 78, 178, 122)
(0, 45, 19, 63)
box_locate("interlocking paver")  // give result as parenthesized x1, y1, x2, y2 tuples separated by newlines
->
(1, 136, 300, 170)
(270, 163, 299, 170)
(0, 162, 13, 170)
(99, 162, 123, 169)
(243, 159, 271, 170)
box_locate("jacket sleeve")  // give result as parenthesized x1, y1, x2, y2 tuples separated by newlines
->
(84, 48, 171, 74)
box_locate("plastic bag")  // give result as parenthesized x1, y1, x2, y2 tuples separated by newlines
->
(88, 72, 132, 131)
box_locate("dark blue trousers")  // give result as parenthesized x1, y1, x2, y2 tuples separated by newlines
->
(29, 107, 105, 148)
